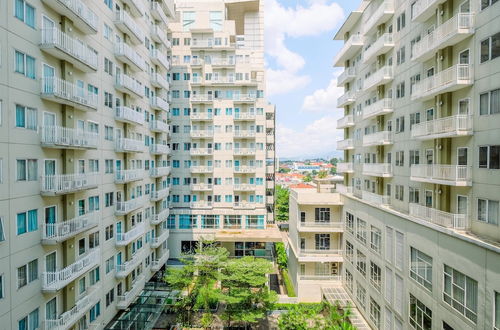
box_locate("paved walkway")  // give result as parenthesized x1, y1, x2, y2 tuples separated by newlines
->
(322, 286, 372, 330)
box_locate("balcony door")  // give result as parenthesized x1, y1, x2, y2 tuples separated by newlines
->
(457, 148, 468, 166)
(42, 64, 55, 93)
(44, 160, 56, 190)
(315, 234, 330, 250)
(459, 49, 470, 65)
(44, 206, 56, 238)
(459, 98, 470, 115)
(45, 251, 56, 273)
(457, 195, 468, 218)
(43, 112, 56, 143)
(46, 298, 56, 322)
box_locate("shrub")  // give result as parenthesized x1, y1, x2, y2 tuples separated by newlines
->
(281, 269, 296, 297)
(275, 242, 287, 270)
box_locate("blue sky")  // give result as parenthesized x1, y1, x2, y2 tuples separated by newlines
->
(263, 0, 359, 159)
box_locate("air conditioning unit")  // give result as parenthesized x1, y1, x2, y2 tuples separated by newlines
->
(331, 263, 339, 275)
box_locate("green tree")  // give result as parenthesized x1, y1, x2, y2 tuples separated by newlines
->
(317, 170, 328, 179)
(303, 173, 313, 182)
(329, 157, 339, 165)
(275, 185, 290, 222)
(275, 242, 287, 269)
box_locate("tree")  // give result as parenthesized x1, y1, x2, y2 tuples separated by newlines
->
(329, 157, 339, 165)
(278, 302, 355, 330)
(275, 185, 289, 222)
(275, 242, 287, 269)
(279, 167, 291, 173)
(317, 170, 328, 179)
(303, 173, 312, 182)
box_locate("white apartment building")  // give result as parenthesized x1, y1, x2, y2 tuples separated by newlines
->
(332, 0, 500, 328)
(0, 0, 174, 327)
(165, 0, 278, 259)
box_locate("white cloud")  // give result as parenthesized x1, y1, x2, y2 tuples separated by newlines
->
(302, 72, 343, 112)
(264, 0, 344, 95)
(276, 116, 344, 158)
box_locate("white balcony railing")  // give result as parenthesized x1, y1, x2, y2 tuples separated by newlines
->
(42, 212, 98, 243)
(40, 126, 98, 149)
(333, 34, 364, 66)
(151, 230, 169, 248)
(191, 201, 213, 209)
(210, 57, 236, 66)
(234, 148, 256, 155)
(411, 115, 473, 139)
(361, 191, 390, 205)
(234, 112, 257, 120)
(337, 91, 356, 107)
(337, 115, 355, 129)
(114, 10, 144, 44)
(190, 148, 213, 156)
(150, 144, 170, 155)
(115, 74, 143, 97)
(115, 196, 144, 215)
(410, 164, 471, 186)
(116, 251, 145, 278)
(151, 187, 169, 201)
(151, 250, 170, 271)
(298, 222, 344, 230)
(190, 130, 214, 138)
(363, 1, 394, 35)
(150, 1, 168, 25)
(337, 139, 354, 150)
(336, 184, 353, 195)
(150, 96, 169, 111)
(41, 77, 98, 111)
(40, 28, 98, 71)
(337, 67, 356, 86)
(191, 166, 213, 173)
(233, 202, 258, 210)
(151, 208, 169, 224)
(362, 98, 393, 119)
(362, 163, 393, 177)
(115, 169, 143, 183)
(190, 112, 213, 120)
(336, 162, 354, 173)
(234, 130, 256, 138)
(150, 49, 170, 70)
(149, 120, 169, 133)
(114, 42, 146, 71)
(41, 173, 98, 195)
(41, 0, 98, 33)
(115, 106, 144, 125)
(412, 0, 450, 21)
(299, 275, 342, 281)
(411, 64, 473, 100)
(149, 166, 170, 177)
(191, 183, 213, 191)
(363, 66, 394, 91)
(117, 275, 146, 309)
(116, 223, 145, 246)
(234, 166, 256, 173)
(150, 73, 170, 90)
(233, 184, 256, 191)
(150, 25, 169, 47)
(122, 0, 145, 17)
(42, 249, 100, 291)
(362, 131, 393, 146)
(299, 249, 343, 257)
(115, 138, 144, 153)
(409, 203, 468, 229)
(363, 33, 394, 64)
(191, 94, 214, 102)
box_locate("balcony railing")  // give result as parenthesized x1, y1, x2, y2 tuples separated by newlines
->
(41, 0, 98, 33)
(210, 57, 236, 66)
(411, 115, 473, 139)
(151, 187, 169, 201)
(410, 164, 471, 186)
(337, 67, 356, 86)
(114, 42, 146, 71)
(337, 115, 355, 129)
(234, 112, 257, 120)
(114, 10, 144, 44)
(150, 49, 170, 70)
(191, 201, 213, 209)
(233, 184, 256, 191)
(149, 120, 169, 133)
(363, 1, 394, 35)
(190, 148, 213, 156)
(337, 91, 356, 107)
(333, 34, 364, 66)
(150, 25, 169, 47)
(150, 144, 170, 155)
(363, 33, 394, 64)
(190, 112, 213, 120)
(409, 203, 468, 229)
(362, 163, 393, 177)
(412, 0, 449, 22)
(151, 230, 169, 248)
(336, 162, 354, 173)
(149, 166, 170, 177)
(233, 202, 258, 210)
(191, 183, 213, 191)
(116, 223, 145, 246)
(234, 166, 256, 173)
(150, 96, 169, 112)
(116, 251, 145, 278)
(115, 196, 144, 215)
(115, 138, 144, 153)
(117, 275, 146, 309)
(363, 66, 394, 91)
(362, 131, 393, 146)
(151, 250, 170, 271)
(115, 169, 143, 183)
(234, 148, 256, 155)
(151, 208, 169, 224)
(40, 28, 98, 72)
(150, 73, 170, 90)
(40, 126, 98, 149)
(361, 191, 390, 205)
(115, 74, 143, 97)
(190, 166, 213, 173)
(362, 98, 393, 119)
(115, 106, 144, 125)
(122, 0, 144, 17)
(299, 249, 343, 257)
(299, 275, 342, 281)
(41, 77, 98, 111)
(150, 1, 168, 25)
(411, 13, 475, 61)
(298, 221, 344, 230)
(337, 138, 354, 150)
(41, 172, 98, 195)
(42, 212, 98, 244)
(190, 130, 214, 138)
(411, 64, 473, 100)
(233, 130, 256, 138)
(336, 184, 353, 195)
(42, 249, 100, 291)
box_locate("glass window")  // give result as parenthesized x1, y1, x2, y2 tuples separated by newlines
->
(443, 265, 478, 323)
(409, 294, 432, 329)
(410, 247, 433, 291)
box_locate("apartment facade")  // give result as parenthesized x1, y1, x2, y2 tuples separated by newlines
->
(166, 0, 277, 259)
(334, 0, 500, 328)
(0, 0, 174, 328)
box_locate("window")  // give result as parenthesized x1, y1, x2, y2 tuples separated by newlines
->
(89, 232, 99, 249)
(346, 212, 354, 233)
(209, 11, 223, 31)
(480, 89, 500, 115)
(89, 267, 100, 285)
(395, 151, 404, 166)
(385, 267, 393, 303)
(104, 23, 112, 40)
(410, 112, 421, 129)
(396, 46, 406, 65)
(105, 126, 114, 140)
(409, 187, 420, 203)
(0, 217, 4, 242)
(370, 297, 381, 327)
(409, 150, 420, 165)
(16, 159, 37, 181)
(480, 32, 500, 63)
(18, 308, 39, 330)
(104, 58, 113, 75)
(357, 250, 366, 276)
(409, 294, 432, 330)
(385, 226, 393, 263)
(410, 247, 432, 291)
(479, 145, 500, 169)
(14, 0, 35, 28)
(105, 224, 114, 240)
(481, 0, 498, 9)
(17, 209, 38, 235)
(105, 192, 114, 207)
(395, 231, 404, 270)
(104, 92, 113, 108)
(395, 185, 404, 201)
(356, 218, 367, 244)
(396, 12, 406, 31)
(14, 51, 35, 79)
(17, 259, 37, 288)
(370, 226, 382, 253)
(90, 301, 101, 321)
(0, 273, 3, 299)
(356, 282, 366, 308)
(315, 208, 330, 222)
(106, 288, 114, 307)
(495, 291, 500, 329)
(104, 0, 112, 8)
(105, 256, 114, 274)
(346, 240, 354, 262)
(182, 11, 196, 31)
(395, 116, 405, 132)
(15, 105, 37, 130)
(478, 198, 499, 225)
(370, 262, 382, 291)
(443, 265, 478, 322)
(345, 269, 353, 292)
(105, 160, 113, 174)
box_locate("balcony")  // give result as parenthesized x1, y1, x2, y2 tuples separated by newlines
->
(115, 169, 143, 184)
(336, 162, 354, 174)
(114, 42, 146, 71)
(40, 28, 98, 72)
(298, 249, 343, 262)
(409, 203, 468, 229)
(151, 208, 170, 225)
(151, 25, 171, 48)
(363, 66, 394, 91)
(115, 106, 144, 125)
(191, 166, 213, 173)
(41, 173, 98, 196)
(40, 77, 98, 111)
(234, 112, 257, 121)
(234, 130, 256, 138)
(151, 250, 170, 271)
(150, 49, 170, 70)
(40, 126, 98, 149)
(362, 131, 393, 146)
(233, 202, 258, 210)
(337, 139, 354, 150)
(115, 196, 144, 215)
(191, 201, 213, 209)
(234, 148, 256, 156)
(150, 73, 170, 90)
(149, 166, 170, 177)
(411, 115, 473, 140)
(42, 212, 98, 244)
(333, 34, 364, 67)
(299, 275, 342, 282)
(337, 91, 356, 107)
(190, 112, 213, 121)
(336, 184, 354, 195)
(410, 164, 471, 186)
(151, 187, 169, 201)
(297, 221, 344, 232)
(190, 148, 213, 156)
(150, 144, 170, 155)
(191, 183, 213, 191)
(412, 0, 447, 22)
(362, 98, 393, 120)
(42, 249, 100, 292)
(411, 65, 473, 101)
(115, 138, 144, 153)
(337, 67, 356, 86)
(363, 1, 394, 35)
(233, 94, 257, 103)
(116, 223, 145, 246)
(337, 115, 354, 129)
(116, 251, 145, 279)
(117, 274, 146, 309)
(210, 57, 236, 67)
(151, 230, 169, 248)
(233, 184, 256, 191)
(190, 130, 214, 138)
(363, 33, 394, 64)
(191, 94, 214, 103)
(114, 10, 144, 45)
(362, 191, 390, 205)
(150, 96, 169, 112)
(115, 74, 143, 97)
(44, 285, 101, 330)
(41, 0, 98, 34)
(362, 163, 393, 177)
(234, 166, 256, 173)
(122, 0, 144, 17)
(150, 1, 168, 25)
(411, 13, 475, 62)
(149, 120, 169, 133)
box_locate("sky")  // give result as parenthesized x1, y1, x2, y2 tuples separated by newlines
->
(263, 0, 359, 160)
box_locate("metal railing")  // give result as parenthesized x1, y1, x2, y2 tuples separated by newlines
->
(191, 183, 213, 190)
(362, 191, 390, 205)
(298, 222, 344, 229)
(363, 1, 394, 33)
(114, 10, 144, 42)
(337, 91, 356, 107)
(150, 25, 169, 47)
(149, 120, 169, 133)
(114, 42, 146, 70)
(362, 98, 393, 119)
(42, 212, 98, 242)
(149, 144, 170, 155)
(115, 196, 144, 214)
(190, 112, 213, 120)
(411, 115, 472, 139)
(151, 230, 169, 248)
(233, 184, 256, 191)
(115, 106, 144, 124)
(149, 166, 170, 177)
(363, 66, 394, 90)
(115, 138, 144, 152)
(336, 162, 353, 173)
(362, 163, 393, 176)
(40, 125, 98, 149)
(41, 172, 98, 194)
(337, 138, 354, 150)
(150, 96, 169, 111)
(363, 33, 394, 63)
(234, 166, 256, 173)
(299, 249, 343, 256)
(337, 67, 356, 86)
(337, 115, 354, 129)
(151, 208, 169, 224)
(190, 166, 213, 173)
(116, 223, 145, 246)
(409, 203, 468, 229)
(41, 77, 98, 110)
(190, 130, 214, 138)
(299, 275, 342, 281)
(115, 169, 143, 183)
(150, 1, 168, 25)
(115, 74, 143, 96)
(44, 0, 98, 32)
(234, 148, 256, 155)
(150, 187, 170, 201)
(150, 72, 170, 90)
(410, 164, 471, 184)
(234, 130, 256, 138)
(362, 131, 393, 146)
(150, 49, 170, 70)
(190, 148, 213, 155)
(333, 34, 364, 66)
